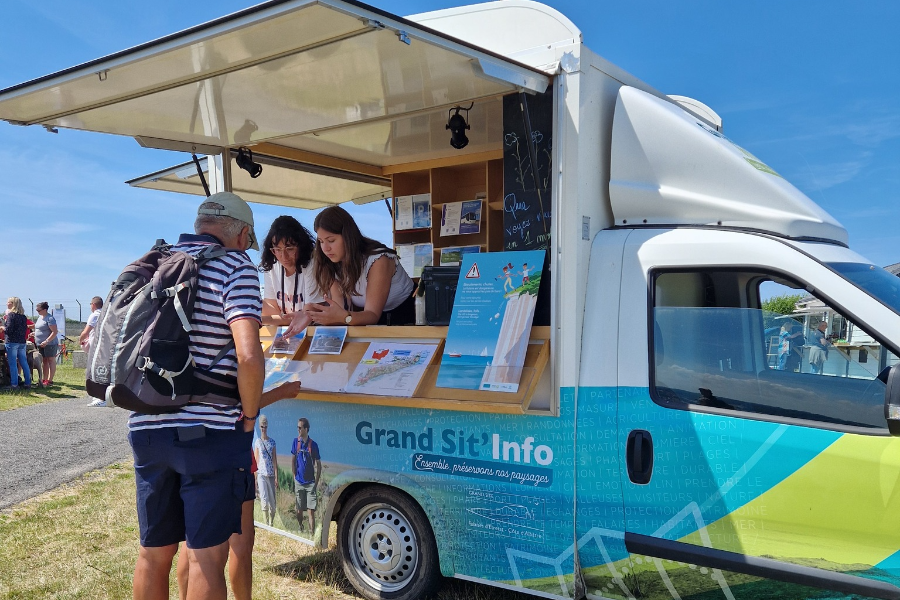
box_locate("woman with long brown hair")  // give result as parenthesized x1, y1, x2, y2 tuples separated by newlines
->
(293, 206, 415, 328)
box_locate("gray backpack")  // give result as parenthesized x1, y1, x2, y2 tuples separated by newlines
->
(85, 241, 239, 413)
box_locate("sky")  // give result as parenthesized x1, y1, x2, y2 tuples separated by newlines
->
(1, 0, 898, 320)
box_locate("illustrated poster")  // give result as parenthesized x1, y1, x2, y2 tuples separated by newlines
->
(344, 342, 438, 397)
(436, 250, 545, 392)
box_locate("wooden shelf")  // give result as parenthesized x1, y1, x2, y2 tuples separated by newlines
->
(392, 157, 505, 261)
(264, 326, 551, 414)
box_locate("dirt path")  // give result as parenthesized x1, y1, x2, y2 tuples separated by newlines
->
(0, 396, 130, 510)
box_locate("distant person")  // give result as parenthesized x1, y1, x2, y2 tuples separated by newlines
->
(288, 205, 415, 331)
(292, 417, 321, 533)
(82, 296, 106, 406)
(1, 297, 32, 390)
(259, 215, 322, 330)
(254, 414, 278, 527)
(776, 321, 803, 372)
(79, 296, 103, 351)
(809, 321, 830, 374)
(34, 302, 59, 386)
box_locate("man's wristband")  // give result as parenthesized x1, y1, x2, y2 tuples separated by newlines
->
(242, 411, 259, 421)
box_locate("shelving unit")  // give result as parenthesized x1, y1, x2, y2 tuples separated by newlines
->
(392, 158, 504, 268)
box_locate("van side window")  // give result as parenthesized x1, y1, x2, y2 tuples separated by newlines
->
(651, 270, 897, 431)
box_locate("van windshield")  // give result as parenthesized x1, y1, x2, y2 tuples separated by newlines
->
(827, 262, 900, 316)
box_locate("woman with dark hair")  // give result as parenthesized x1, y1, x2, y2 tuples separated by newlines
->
(292, 206, 415, 329)
(259, 215, 322, 327)
(34, 302, 59, 386)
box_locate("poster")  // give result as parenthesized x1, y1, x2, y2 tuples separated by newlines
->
(308, 326, 347, 355)
(269, 327, 304, 356)
(412, 194, 432, 229)
(344, 342, 437, 397)
(397, 243, 433, 278)
(394, 195, 413, 230)
(440, 245, 480, 266)
(440, 202, 462, 236)
(436, 250, 545, 392)
(458, 200, 483, 235)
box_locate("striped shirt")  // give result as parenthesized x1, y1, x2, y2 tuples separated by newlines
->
(128, 234, 262, 431)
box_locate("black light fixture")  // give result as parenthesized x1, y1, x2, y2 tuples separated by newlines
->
(446, 104, 473, 150)
(235, 146, 263, 178)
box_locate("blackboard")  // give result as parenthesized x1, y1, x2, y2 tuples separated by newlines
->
(502, 91, 553, 252)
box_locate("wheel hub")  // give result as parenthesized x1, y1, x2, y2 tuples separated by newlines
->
(349, 503, 419, 592)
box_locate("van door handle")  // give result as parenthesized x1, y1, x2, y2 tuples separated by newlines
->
(626, 429, 653, 484)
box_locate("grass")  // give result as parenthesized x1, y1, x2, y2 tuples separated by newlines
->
(0, 462, 533, 600)
(0, 357, 86, 412)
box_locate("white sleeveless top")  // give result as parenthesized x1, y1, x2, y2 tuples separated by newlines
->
(350, 251, 415, 311)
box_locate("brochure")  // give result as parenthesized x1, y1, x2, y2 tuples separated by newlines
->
(458, 199, 483, 235)
(440, 202, 461, 236)
(394, 195, 414, 230)
(263, 357, 302, 393)
(344, 342, 438, 397)
(263, 358, 348, 393)
(308, 326, 348, 355)
(440, 245, 480, 267)
(269, 327, 305, 356)
(412, 194, 432, 229)
(436, 250, 545, 393)
(397, 243, 433, 278)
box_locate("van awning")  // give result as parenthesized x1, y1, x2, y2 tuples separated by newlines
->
(128, 149, 392, 208)
(0, 0, 550, 169)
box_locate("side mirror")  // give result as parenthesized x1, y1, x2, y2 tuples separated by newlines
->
(885, 364, 900, 435)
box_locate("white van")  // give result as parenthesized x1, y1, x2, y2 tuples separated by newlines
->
(3, 2, 900, 599)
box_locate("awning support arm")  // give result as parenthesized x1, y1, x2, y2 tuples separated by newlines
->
(191, 153, 211, 197)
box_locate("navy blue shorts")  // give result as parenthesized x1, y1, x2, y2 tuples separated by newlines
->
(129, 425, 253, 549)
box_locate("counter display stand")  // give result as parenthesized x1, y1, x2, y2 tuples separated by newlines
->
(262, 325, 551, 415)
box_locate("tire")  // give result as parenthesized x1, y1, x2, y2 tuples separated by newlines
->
(337, 486, 441, 600)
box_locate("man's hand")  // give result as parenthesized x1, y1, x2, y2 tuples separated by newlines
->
(260, 380, 302, 409)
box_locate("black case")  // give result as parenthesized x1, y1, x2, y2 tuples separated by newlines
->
(421, 266, 460, 326)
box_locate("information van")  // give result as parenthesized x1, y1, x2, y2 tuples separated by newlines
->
(3, 1, 900, 599)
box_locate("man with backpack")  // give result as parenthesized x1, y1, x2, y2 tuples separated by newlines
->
(126, 192, 265, 600)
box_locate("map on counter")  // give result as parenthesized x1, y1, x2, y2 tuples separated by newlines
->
(344, 343, 438, 397)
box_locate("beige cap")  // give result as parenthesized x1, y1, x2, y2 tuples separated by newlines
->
(197, 191, 259, 250)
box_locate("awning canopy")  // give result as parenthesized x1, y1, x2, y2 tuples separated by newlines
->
(0, 0, 550, 171)
(127, 149, 391, 208)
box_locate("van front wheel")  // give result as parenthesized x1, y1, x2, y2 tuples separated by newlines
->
(337, 486, 441, 600)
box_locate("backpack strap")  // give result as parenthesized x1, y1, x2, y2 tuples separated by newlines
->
(140, 354, 195, 400)
(208, 339, 236, 368)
